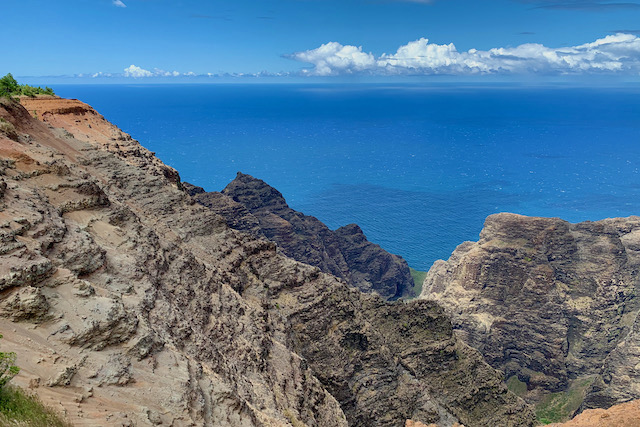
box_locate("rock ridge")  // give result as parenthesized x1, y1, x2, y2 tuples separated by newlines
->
(0, 96, 534, 426)
(186, 173, 415, 300)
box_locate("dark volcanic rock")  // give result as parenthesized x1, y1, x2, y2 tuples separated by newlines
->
(183, 182, 263, 236)
(422, 212, 640, 412)
(187, 172, 414, 300)
(334, 223, 413, 298)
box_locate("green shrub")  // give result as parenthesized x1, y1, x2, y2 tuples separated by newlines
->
(0, 334, 70, 426)
(0, 335, 19, 389)
(0, 385, 72, 427)
(0, 74, 19, 98)
(0, 74, 55, 98)
(21, 85, 37, 98)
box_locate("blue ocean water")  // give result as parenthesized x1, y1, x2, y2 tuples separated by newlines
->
(54, 83, 640, 270)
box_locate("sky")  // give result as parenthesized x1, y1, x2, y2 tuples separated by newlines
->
(4, 0, 640, 83)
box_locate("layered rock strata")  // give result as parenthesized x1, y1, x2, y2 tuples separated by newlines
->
(421, 212, 640, 413)
(0, 96, 535, 426)
(185, 174, 415, 300)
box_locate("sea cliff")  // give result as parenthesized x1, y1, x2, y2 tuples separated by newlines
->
(421, 212, 640, 421)
(0, 96, 535, 426)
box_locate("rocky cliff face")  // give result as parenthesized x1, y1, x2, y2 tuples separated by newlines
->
(421, 213, 640, 416)
(185, 173, 415, 300)
(0, 96, 535, 426)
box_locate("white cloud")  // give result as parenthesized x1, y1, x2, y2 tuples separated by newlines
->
(290, 33, 640, 76)
(152, 68, 181, 77)
(113, 0, 127, 8)
(120, 66, 206, 78)
(123, 64, 153, 78)
(289, 42, 376, 76)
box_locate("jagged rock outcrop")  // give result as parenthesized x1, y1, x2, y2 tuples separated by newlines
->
(183, 182, 263, 236)
(185, 174, 414, 300)
(0, 96, 535, 426)
(421, 212, 640, 415)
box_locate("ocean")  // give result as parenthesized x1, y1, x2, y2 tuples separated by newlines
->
(53, 83, 640, 271)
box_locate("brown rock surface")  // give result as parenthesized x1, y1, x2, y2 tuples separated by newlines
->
(0, 96, 534, 426)
(421, 213, 640, 415)
(549, 399, 640, 426)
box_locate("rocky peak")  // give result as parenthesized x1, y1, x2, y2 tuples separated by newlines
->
(190, 172, 416, 300)
(223, 171, 289, 211)
(335, 223, 365, 240)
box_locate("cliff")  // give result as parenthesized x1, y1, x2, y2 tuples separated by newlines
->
(185, 174, 415, 300)
(0, 96, 534, 426)
(421, 213, 640, 420)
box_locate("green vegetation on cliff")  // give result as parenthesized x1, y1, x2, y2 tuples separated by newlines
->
(0, 74, 54, 98)
(0, 334, 69, 426)
(0, 386, 72, 427)
(409, 267, 427, 297)
(535, 378, 594, 424)
(506, 375, 527, 397)
(0, 334, 19, 390)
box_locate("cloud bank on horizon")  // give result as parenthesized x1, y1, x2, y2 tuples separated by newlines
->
(122, 65, 195, 78)
(85, 34, 640, 80)
(289, 33, 640, 76)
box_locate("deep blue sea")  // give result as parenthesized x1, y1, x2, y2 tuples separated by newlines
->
(54, 84, 640, 271)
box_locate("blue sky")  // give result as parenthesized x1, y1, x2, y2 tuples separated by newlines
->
(5, 0, 640, 82)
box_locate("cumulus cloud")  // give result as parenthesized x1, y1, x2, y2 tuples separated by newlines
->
(288, 42, 376, 75)
(290, 33, 640, 76)
(113, 0, 127, 8)
(124, 65, 153, 78)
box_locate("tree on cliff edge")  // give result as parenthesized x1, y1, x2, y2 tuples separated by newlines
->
(0, 74, 19, 98)
(0, 74, 55, 98)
